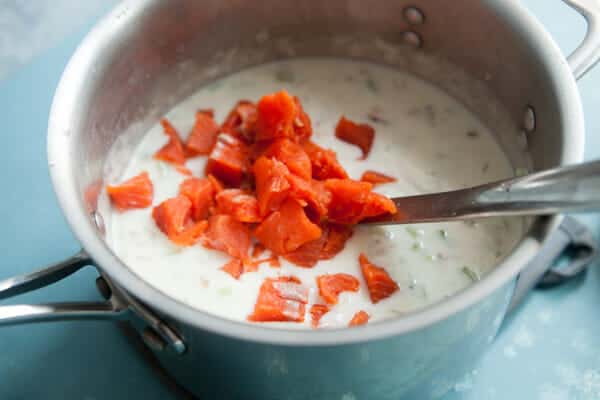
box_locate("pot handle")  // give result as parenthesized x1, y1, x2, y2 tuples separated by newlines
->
(507, 216, 597, 312)
(0, 250, 187, 354)
(0, 250, 128, 325)
(563, 0, 600, 80)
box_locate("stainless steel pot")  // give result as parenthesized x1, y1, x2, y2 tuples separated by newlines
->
(2, 0, 600, 398)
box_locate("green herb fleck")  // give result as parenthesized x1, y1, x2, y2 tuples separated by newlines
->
(438, 229, 448, 240)
(217, 287, 232, 296)
(412, 241, 424, 251)
(462, 266, 480, 282)
(366, 77, 378, 93)
(275, 68, 295, 83)
(425, 254, 437, 262)
(466, 130, 479, 138)
(406, 226, 418, 239)
(515, 167, 529, 177)
(406, 226, 423, 239)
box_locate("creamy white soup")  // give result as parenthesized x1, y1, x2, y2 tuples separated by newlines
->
(104, 58, 523, 328)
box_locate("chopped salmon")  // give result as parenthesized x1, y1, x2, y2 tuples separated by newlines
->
(107, 171, 153, 211)
(283, 223, 352, 267)
(287, 174, 331, 220)
(154, 119, 186, 165)
(283, 232, 327, 267)
(186, 110, 220, 156)
(207, 174, 225, 193)
(292, 96, 312, 142)
(310, 304, 330, 328)
(250, 256, 280, 269)
(252, 243, 266, 258)
(348, 310, 369, 327)
(152, 195, 207, 246)
(221, 259, 244, 280)
(248, 276, 308, 322)
(215, 189, 261, 223)
(254, 199, 322, 255)
(269, 257, 281, 268)
(204, 215, 251, 259)
(179, 177, 215, 221)
(145, 91, 402, 303)
(335, 116, 375, 160)
(255, 90, 299, 141)
(359, 253, 399, 304)
(325, 179, 396, 224)
(253, 156, 291, 216)
(320, 224, 354, 260)
(152, 195, 192, 237)
(205, 133, 250, 186)
(317, 273, 360, 305)
(170, 220, 208, 246)
(302, 141, 348, 180)
(361, 192, 398, 220)
(325, 179, 372, 224)
(175, 165, 193, 176)
(263, 138, 312, 180)
(221, 100, 257, 141)
(360, 170, 397, 185)
(198, 109, 214, 117)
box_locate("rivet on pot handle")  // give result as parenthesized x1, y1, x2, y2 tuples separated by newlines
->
(563, 0, 600, 80)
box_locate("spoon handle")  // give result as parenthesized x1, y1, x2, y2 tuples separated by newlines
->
(363, 160, 600, 225)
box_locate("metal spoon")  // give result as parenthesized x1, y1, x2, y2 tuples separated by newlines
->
(362, 160, 600, 225)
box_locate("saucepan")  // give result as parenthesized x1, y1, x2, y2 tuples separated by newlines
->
(1, 0, 600, 398)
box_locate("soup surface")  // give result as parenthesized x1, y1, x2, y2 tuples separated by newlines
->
(104, 58, 523, 328)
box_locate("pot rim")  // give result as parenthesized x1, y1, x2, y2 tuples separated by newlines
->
(47, 0, 585, 346)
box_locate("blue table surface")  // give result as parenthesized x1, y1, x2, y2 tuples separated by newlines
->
(1, 1, 600, 399)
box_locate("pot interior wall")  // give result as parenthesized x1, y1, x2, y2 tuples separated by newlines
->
(80, 0, 562, 221)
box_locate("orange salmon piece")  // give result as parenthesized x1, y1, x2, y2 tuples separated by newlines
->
(215, 189, 261, 223)
(263, 138, 312, 180)
(221, 259, 244, 280)
(254, 199, 322, 255)
(283, 223, 352, 267)
(255, 90, 298, 141)
(253, 156, 291, 216)
(248, 276, 308, 322)
(205, 133, 250, 187)
(152, 195, 207, 246)
(335, 116, 375, 160)
(286, 174, 331, 221)
(154, 118, 186, 165)
(186, 110, 220, 156)
(325, 179, 396, 224)
(360, 170, 397, 185)
(302, 140, 348, 180)
(179, 177, 215, 221)
(107, 171, 153, 211)
(316, 273, 360, 305)
(221, 100, 257, 141)
(359, 253, 399, 304)
(204, 214, 251, 259)
(309, 304, 330, 328)
(349, 310, 370, 327)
